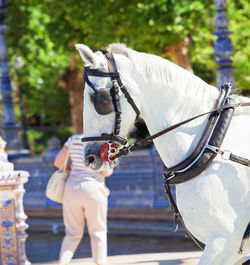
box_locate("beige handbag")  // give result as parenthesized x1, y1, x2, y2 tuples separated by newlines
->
(45, 143, 71, 203)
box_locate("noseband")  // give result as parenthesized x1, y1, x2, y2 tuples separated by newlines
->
(81, 50, 140, 157)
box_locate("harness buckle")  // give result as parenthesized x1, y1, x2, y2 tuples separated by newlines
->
(221, 150, 232, 160)
(172, 214, 179, 233)
(206, 144, 224, 155)
(127, 143, 135, 153)
(107, 141, 120, 161)
(206, 145, 232, 160)
(167, 172, 175, 181)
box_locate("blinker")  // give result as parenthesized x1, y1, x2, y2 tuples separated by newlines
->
(93, 89, 114, 115)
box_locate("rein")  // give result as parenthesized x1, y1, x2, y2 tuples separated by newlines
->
(114, 100, 250, 159)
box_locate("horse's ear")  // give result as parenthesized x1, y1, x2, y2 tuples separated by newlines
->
(75, 44, 98, 67)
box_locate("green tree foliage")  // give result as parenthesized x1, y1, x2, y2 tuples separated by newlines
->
(8, 0, 70, 126)
(228, 0, 250, 93)
(33, 0, 217, 80)
(4, 0, 250, 152)
(8, 0, 249, 90)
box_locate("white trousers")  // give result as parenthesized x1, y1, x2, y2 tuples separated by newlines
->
(59, 177, 109, 264)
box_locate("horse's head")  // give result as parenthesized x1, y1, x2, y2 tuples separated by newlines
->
(76, 44, 141, 170)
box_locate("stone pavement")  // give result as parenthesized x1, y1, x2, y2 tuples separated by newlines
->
(36, 251, 202, 265)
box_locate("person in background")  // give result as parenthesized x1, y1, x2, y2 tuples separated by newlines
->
(54, 134, 113, 265)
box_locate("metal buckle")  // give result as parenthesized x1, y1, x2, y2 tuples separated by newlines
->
(107, 141, 120, 162)
(166, 172, 175, 181)
(206, 145, 232, 160)
(221, 150, 232, 160)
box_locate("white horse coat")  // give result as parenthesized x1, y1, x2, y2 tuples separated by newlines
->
(76, 43, 250, 265)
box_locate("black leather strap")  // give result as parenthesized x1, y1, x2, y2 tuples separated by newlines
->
(165, 103, 234, 184)
(104, 52, 140, 119)
(164, 180, 205, 250)
(119, 83, 140, 120)
(85, 68, 120, 78)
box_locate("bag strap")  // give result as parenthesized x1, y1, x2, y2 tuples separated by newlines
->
(61, 141, 72, 171)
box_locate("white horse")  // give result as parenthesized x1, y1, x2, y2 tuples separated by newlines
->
(76, 43, 250, 265)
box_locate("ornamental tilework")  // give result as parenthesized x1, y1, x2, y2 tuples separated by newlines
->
(0, 186, 18, 265)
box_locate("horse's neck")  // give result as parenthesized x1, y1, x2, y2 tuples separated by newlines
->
(137, 61, 220, 167)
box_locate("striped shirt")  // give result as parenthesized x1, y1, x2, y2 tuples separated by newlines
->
(64, 134, 104, 183)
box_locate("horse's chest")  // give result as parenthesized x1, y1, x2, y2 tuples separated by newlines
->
(176, 172, 238, 242)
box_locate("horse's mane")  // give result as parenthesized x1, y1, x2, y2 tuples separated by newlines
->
(108, 43, 218, 107)
(108, 43, 250, 115)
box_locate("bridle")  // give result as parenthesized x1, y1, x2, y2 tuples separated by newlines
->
(81, 49, 140, 161)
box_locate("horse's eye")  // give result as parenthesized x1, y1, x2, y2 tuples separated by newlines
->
(93, 89, 114, 115)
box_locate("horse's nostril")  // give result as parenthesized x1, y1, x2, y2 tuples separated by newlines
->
(85, 155, 95, 166)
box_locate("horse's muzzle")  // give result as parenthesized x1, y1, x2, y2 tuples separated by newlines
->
(84, 143, 105, 170)
(84, 142, 119, 170)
